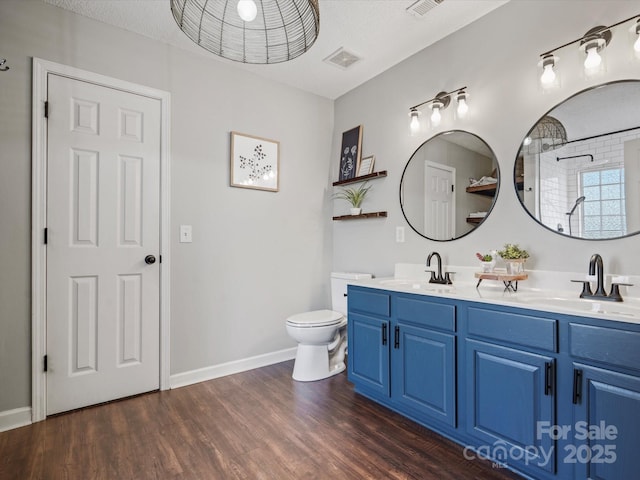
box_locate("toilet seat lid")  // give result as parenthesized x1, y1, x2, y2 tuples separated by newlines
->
(286, 309, 344, 327)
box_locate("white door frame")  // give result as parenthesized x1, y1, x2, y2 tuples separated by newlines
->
(31, 58, 171, 422)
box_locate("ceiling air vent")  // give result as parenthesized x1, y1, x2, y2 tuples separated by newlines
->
(323, 47, 362, 70)
(406, 0, 445, 18)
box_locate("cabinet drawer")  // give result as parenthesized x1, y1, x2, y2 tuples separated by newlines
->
(569, 323, 640, 372)
(348, 288, 390, 317)
(467, 306, 556, 352)
(396, 297, 455, 332)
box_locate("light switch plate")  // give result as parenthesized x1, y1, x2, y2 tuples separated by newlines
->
(396, 226, 405, 243)
(180, 225, 193, 243)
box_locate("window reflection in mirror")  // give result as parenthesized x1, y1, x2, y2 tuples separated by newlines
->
(400, 130, 499, 241)
(515, 81, 640, 240)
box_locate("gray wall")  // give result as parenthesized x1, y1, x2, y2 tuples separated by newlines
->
(0, 1, 333, 412)
(332, 0, 640, 277)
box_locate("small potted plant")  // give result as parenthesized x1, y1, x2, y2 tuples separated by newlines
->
(497, 243, 530, 274)
(333, 182, 372, 215)
(475, 251, 496, 273)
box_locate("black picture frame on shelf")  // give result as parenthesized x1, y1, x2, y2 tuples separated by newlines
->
(339, 125, 363, 181)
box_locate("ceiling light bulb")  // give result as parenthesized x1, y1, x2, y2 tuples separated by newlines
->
(456, 96, 468, 119)
(430, 106, 442, 126)
(237, 0, 257, 22)
(523, 136, 532, 146)
(584, 45, 602, 69)
(409, 110, 420, 134)
(540, 63, 556, 85)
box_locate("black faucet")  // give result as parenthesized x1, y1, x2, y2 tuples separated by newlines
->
(588, 253, 607, 297)
(426, 251, 452, 285)
(573, 253, 632, 302)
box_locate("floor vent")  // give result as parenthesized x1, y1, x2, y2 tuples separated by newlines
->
(406, 0, 445, 18)
(323, 47, 362, 70)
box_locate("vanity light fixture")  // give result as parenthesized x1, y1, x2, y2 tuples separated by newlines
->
(408, 87, 466, 131)
(579, 26, 611, 75)
(539, 54, 558, 87)
(456, 90, 469, 119)
(633, 19, 640, 55)
(538, 13, 640, 87)
(170, 0, 320, 64)
(409, 108, 421, 135)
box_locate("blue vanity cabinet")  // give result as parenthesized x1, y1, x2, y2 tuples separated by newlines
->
(347, 287, 391, 396)
(464, 305, 558, 475)
(392, 295, 457, 428)
(568, 323, 640, 480)
(347, 286, 457, 428)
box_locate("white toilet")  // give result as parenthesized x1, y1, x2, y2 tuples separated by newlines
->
(286, 272, 372, 382)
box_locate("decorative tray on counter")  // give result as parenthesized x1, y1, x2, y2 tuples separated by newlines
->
(475, 271, 528, 291)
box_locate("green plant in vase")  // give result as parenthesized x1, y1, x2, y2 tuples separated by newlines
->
(497, 243, 529, 274)
(333, 182, 372, 215)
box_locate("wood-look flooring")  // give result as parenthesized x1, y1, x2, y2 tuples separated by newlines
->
(0, 360, 521, 480)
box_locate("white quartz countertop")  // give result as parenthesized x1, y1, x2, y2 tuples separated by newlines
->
(351, 274, 640, 326)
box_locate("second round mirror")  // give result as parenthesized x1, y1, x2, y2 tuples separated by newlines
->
(400, 130, 499, 241)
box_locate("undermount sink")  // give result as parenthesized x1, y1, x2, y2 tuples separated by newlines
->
(519, 296, 640, 318)
(378, 279, 455, 294)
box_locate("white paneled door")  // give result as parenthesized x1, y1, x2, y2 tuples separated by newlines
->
(46, 74, 161, 415)
(424, 161, 455, 241)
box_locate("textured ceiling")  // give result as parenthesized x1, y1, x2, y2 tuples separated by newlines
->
(42, 0, 509, 99)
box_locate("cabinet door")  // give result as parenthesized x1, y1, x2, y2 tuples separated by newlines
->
(466, 339, 555, 474)
(392, 324, 456, 427)
(571, 364, 640, 480)
(348, 312, 390, 396)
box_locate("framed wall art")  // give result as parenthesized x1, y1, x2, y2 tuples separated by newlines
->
(339, 125, 363, 181)
(357, 155, 375, 176)
(230, 131, 280, 192)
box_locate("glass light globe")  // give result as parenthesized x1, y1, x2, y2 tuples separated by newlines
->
(410, 112, 420, 134)
(237, 0, 257, 22)
(457, 97, 468, 118)
(430, 106, 442, 126)
(540, 64, 556, 85)
(584, 46, 602, 69)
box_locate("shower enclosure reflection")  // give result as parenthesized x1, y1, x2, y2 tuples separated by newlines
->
(515, 81, 640, 240)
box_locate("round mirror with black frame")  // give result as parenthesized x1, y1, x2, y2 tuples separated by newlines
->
(400, 130, 500, 241)
(515, 80, 640, 240)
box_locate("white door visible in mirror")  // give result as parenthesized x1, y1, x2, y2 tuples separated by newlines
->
(401, 130, 499, 241)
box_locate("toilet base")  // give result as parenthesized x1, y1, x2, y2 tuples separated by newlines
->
(292, 342, 346, 382)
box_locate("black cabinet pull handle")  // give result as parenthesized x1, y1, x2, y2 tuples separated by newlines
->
(382, 324, 387, 345)
(394, 326, 400, 349)
(544, 361, 553, 396)
(573, 369, 583, 404)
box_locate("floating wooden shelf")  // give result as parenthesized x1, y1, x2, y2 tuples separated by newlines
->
(332, 170, 387, 187)
(333, 211, 388, 221)
(466, 217, 485, 224)
(466, 183, 498, 196)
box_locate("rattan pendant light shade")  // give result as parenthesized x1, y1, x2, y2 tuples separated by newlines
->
(524, 115, 568, 154)
(170, 0, 320, 64)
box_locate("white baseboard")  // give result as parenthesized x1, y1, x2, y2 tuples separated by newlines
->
(0, 407, 32, 432)
(170, 347, 297, 389)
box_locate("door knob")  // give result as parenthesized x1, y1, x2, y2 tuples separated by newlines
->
(145, 255, 156, 265)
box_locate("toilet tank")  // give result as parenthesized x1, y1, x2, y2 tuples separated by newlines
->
(331, 272, 372, 316)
